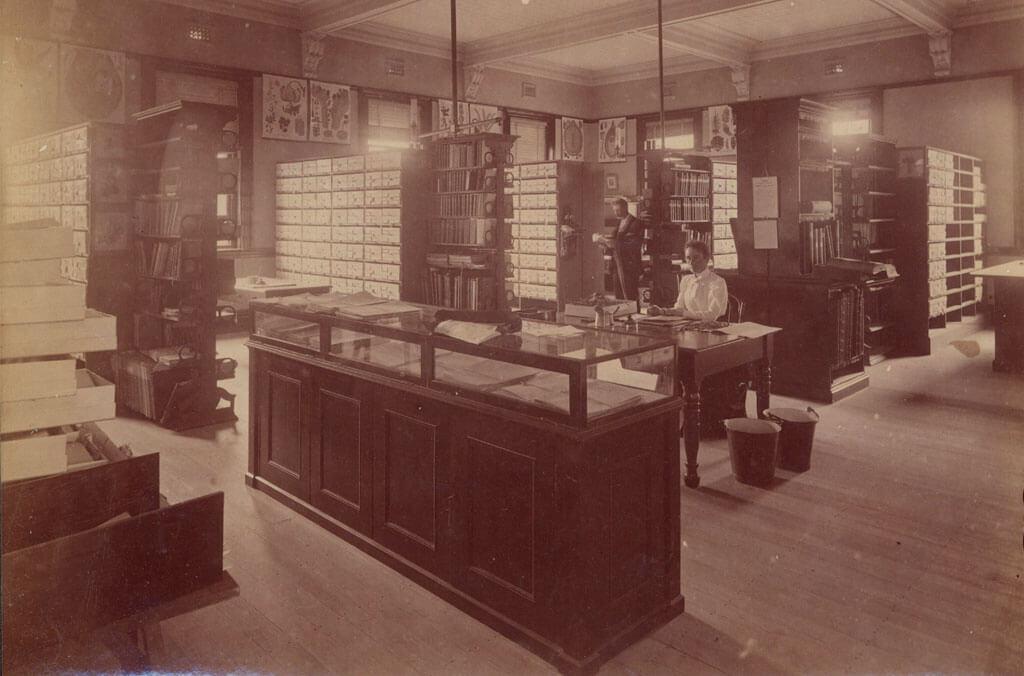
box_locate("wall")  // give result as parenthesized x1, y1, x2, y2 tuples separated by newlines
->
(883, 76, 1017, 248)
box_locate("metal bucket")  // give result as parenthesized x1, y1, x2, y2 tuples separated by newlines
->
(724, 418, 781, 486)
(763, 407, 819, 472)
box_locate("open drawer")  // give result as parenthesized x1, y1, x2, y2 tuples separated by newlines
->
(1, 434, 225, 664)
(0, 369, 115, 434)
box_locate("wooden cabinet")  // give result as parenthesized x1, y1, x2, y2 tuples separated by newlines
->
(254, 351, 309, 501)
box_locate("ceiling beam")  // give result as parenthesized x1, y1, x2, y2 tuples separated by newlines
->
(631, 24, 751, 68)
(870, 0, 952, 34)
(464, 0, 774, 66)
(301, 0, 422, 34)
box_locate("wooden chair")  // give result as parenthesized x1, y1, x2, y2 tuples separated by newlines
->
(726, 294, 745, 323)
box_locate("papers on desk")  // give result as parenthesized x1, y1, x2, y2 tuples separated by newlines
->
(595, 359, 659, 391)
(434, 320, 502, 345)
(633, 314, 692, 327)
(333, 301, 420, 320)
(717, 322, 780, 339)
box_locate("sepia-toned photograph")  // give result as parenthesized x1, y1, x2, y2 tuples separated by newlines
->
(0, 0, 1022, 673)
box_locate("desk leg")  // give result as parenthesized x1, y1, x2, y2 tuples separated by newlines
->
(756, 362, 772, 418)
(682, 381, 701, 488)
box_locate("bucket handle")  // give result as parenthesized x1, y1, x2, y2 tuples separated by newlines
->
(806, 406, 819, 422)
(763, 411, 784, 425)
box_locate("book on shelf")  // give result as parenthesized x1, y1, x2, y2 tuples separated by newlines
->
(133, 239, 201, 278)
(426, 268, 495, 310)
(430, 217, 496, 246)
(434, 168, 498, 192)
(669, 197, 710, 222)
(670, 170, 710, 196)
(432, 139, 495, 170)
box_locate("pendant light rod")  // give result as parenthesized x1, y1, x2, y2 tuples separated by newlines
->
(451, 0, 459, 136)
(658, 0, 666, 151)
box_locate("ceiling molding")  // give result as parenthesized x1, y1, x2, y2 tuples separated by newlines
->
(488, 58, 594, 87)
(954, 0, 1024, 27)
(336, 22, 463, 61)
(462, 0, 774, 66)
(150, 0, 303, 29)
(302, 0, 421, 33)
(751, 16, 924, 62)
(630, 23, 753, 68)
(590, 54, 723, 86)
(870, 0, 952, 34)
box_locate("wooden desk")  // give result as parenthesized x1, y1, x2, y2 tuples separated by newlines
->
(973, 260, 1024, 374)
(562, 317, 781, 488)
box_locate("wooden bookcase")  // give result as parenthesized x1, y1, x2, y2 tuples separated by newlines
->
(507, 160, 583, 310)
(116, 100, 237, 430)
(1, 122, 132, 371)
(895, 146, 986, 354)
(833, 134, 901, 364)
(731, 97, 868, 401)
(274, 150, 429, 301)
(425, 133, 515, 311)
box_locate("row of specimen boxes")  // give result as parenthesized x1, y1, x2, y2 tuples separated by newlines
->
(3, 179, 90, 205)
(277, 188, 402, 207)
(276, 257, 401, 282)
(276, 172, 401, 192)
(276, 241, 402, 263)
(276, 224, 402, 244)
(276, 153, 404, 177)
(277, 206, 402, 225)
(1, 153, 92, 186)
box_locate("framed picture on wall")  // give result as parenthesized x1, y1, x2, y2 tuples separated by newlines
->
(560, 117, 584, 161)
(59, 44, 126, 124)
(309, 80, 352, 144)
(605, 173, 619, 193)
(598, 117, 626, 162)
(262, 74, 307, 141)
(702, 105, 736, 154)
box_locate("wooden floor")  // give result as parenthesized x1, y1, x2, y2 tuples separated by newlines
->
(10, 323, 1024, 675)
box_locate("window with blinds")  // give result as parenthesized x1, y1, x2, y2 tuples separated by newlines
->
(831, 98, 873, 136)
(643, 118, 695, 150)
(510, 117, 548, 164)
(367, 97, 413, 150)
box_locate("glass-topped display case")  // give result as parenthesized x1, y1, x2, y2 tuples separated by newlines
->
(250, 292, 677, 426)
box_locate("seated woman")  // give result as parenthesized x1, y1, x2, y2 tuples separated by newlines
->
(647, 239, 727, 320)
(649, 240, 745, 436)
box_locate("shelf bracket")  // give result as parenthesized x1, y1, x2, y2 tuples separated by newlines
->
(928, 32, 952, 78)
(730, 65, 751, 101)
(301, 31, 328, 79)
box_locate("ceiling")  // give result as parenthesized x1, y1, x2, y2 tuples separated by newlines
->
(158, 0, 1024, 85)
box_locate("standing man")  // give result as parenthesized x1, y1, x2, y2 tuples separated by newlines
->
(647, 240, 727, 319)
(597, 198, 643, 300)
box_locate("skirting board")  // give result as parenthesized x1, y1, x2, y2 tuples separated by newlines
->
(0, 309, 116, 359)
(1, 283, 86, 325)
(0, 430, 69, 483)
(0, 220, 73, 263)
(0, 357, 77, 402)
(0, 258, 62, 287)
(0, 370, 114, 434)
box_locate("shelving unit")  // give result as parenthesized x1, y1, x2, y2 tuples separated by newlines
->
(274, 151, 429, 301)
(895, 146, 986, 355)
(115, 100, 237, 430)
(1, 122, 132, 375)
(834, 134, 901, 364)
(733, 97, 867, 402)
(425, 133, 515, 310)
(506, 160, 583, 309)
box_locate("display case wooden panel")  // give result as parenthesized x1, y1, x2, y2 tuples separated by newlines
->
(507, 160, 583, 309)
(896, 146, 985, 354)
(274, 150, 430, 301)
(246, 294, 683, 673)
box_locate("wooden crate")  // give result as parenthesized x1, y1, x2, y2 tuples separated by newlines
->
(0, 258, 62, 286)
(0, 369, 114, 434)
(0, 429, 70, 483)
(1, 309, 116, 359)
(1, 282, 85, 325)
(0, 220, 73, 263)
(0, 357, 77, 402)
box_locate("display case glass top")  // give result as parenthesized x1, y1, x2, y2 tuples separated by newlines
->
(249, 292, 678, 427)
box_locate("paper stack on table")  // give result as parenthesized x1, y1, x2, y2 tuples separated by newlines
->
(717, 322, 780, 339)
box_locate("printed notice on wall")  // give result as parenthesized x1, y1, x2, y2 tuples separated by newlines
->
(752, 176, 779, 219)
(753, 219, 779, 250)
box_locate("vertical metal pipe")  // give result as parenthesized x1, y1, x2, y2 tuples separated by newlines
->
(451, 0, 459, 136)
(658, 0, 666, 150)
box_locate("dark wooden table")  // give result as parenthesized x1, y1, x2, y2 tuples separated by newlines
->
(671, 328, 780, 488)
(564, 316, 781, 488)
(973, 260, 1024, 374)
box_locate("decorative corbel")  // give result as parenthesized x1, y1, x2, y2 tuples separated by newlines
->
(730, 65, 751, 101)
(928, 32, 952, 78)
(465, 65, 486, 102)
(301, 31, 327, 79)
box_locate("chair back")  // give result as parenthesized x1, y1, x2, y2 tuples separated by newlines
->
(726, 294, 744, 323)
